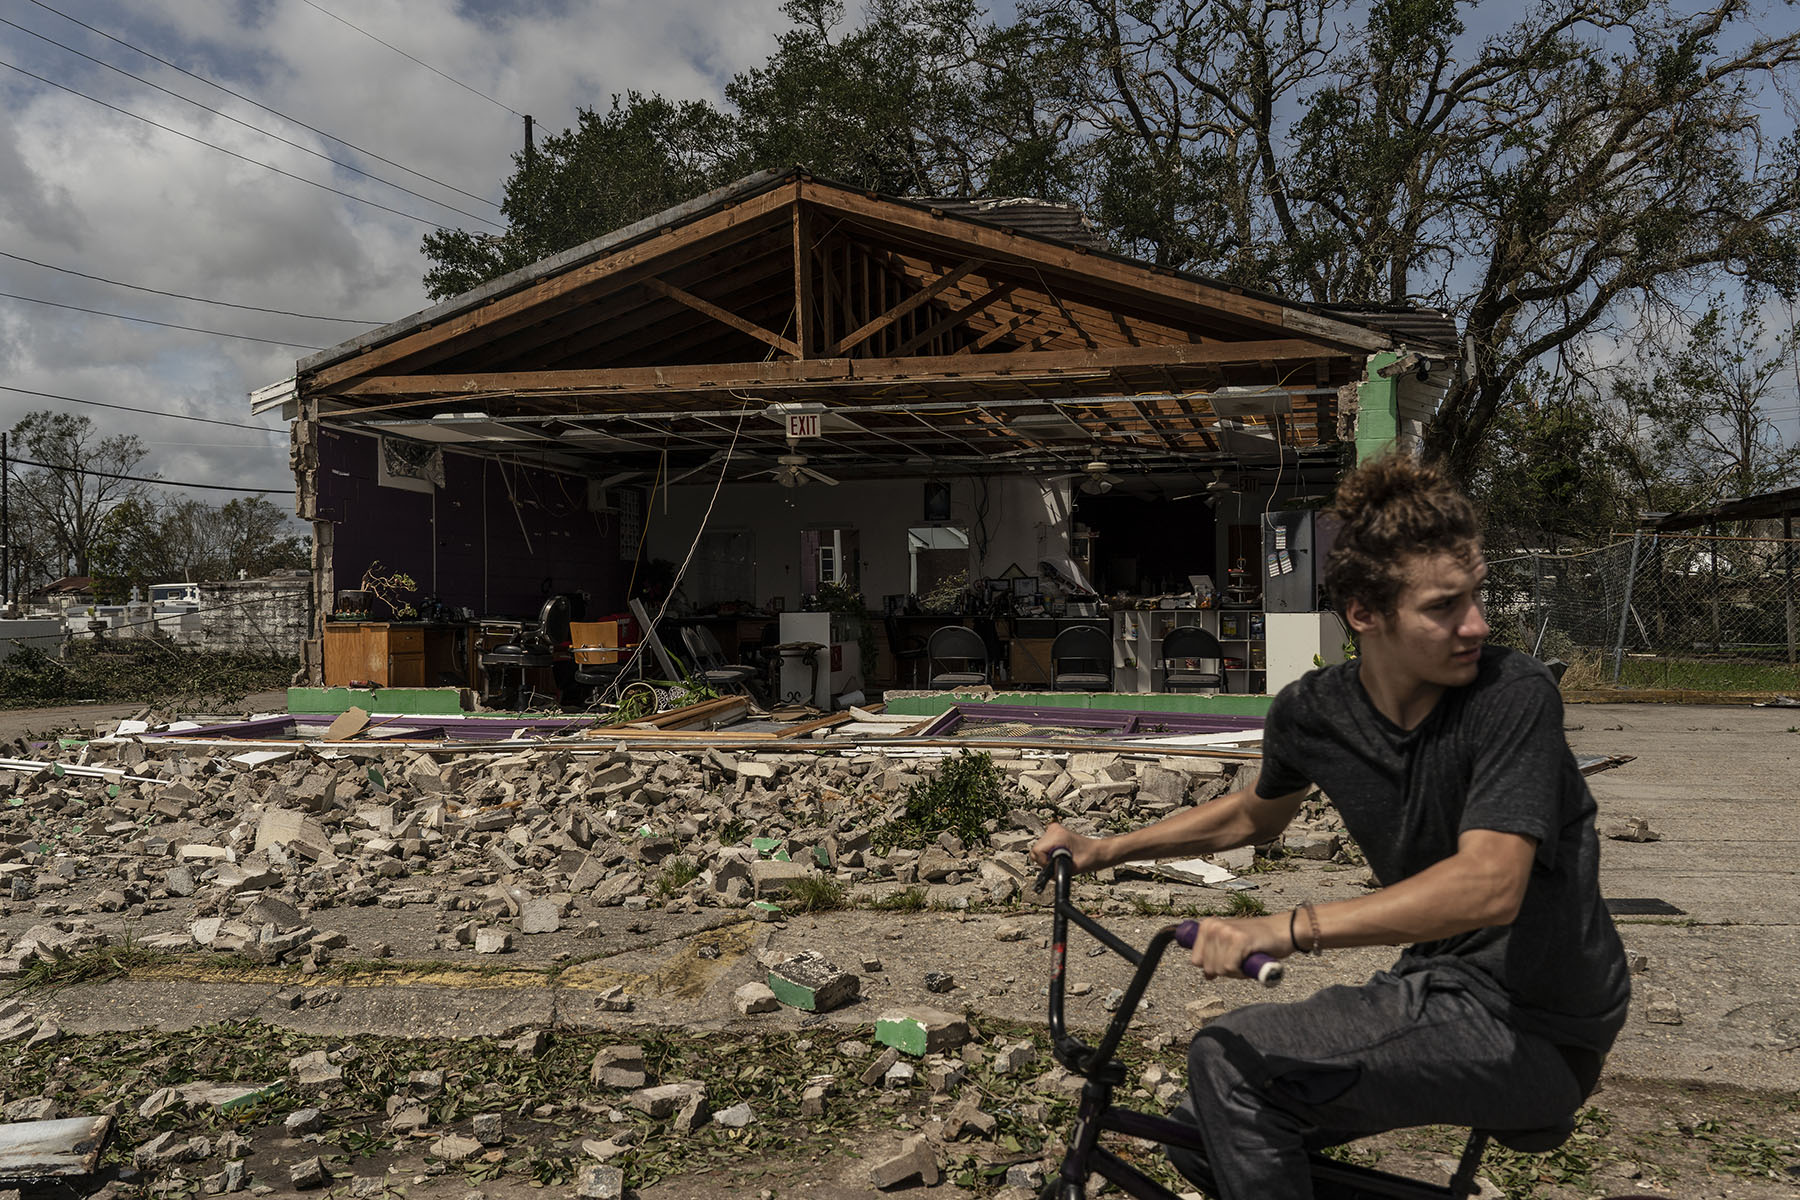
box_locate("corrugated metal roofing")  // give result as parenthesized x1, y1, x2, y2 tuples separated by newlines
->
(1320, 305, 1460, 353)
(921, 196, 1105, 249)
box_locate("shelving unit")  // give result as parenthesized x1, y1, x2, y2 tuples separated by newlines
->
(1215, 609, 1266, 693)
(1112, 609, 1260, 693)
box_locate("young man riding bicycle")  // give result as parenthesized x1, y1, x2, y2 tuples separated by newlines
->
(1031, 454, 1630, 1199)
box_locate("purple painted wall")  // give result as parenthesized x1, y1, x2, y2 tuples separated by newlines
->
(315, 429, 622, 619)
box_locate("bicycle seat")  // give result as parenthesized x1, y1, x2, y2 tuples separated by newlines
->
(1479, 1113, 1575, 1153)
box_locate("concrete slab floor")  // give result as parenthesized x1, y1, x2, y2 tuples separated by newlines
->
(0, 699, 1795, 1197)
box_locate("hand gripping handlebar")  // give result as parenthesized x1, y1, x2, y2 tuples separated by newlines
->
(1036, 847, 1280, 1078)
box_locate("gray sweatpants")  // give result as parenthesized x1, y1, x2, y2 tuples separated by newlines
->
(1168, 969, 1589, 1200)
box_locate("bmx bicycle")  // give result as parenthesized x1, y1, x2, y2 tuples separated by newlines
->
(1034, 848, 1657, 1200)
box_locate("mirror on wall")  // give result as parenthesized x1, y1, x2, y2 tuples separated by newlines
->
(908, 526, 970, 594)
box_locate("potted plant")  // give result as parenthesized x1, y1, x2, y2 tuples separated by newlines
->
(360, 561, 419, 620)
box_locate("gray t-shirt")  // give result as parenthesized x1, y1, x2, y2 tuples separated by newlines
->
(1256, 645, 1629, 1053)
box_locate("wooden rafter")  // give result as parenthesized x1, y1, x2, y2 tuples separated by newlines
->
(307, 183, 797, 389)
(893, 284, 1015, 357)
(804, 183, 1391, 352)
(330, 340, 1333, 402)
(640, 278, 799, 358)
(826, 257, 984, 357)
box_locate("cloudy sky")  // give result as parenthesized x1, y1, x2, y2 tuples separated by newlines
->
(5, 0, 1797, 525)
(0, 0, 800, 509)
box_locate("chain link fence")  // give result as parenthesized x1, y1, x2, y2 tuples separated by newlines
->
(1487, 533, 1800, 690)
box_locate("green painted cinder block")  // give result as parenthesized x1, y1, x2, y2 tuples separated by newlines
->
(287, 686, 468, 716)
(750, 837, 790, 862)
(766, 951, 860, 1012)
(874, 1007, 970, 1057)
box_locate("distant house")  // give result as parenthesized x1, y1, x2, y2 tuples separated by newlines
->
(27, 576, 95, 605)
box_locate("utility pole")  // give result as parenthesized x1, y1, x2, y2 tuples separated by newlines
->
(523, 114, 535, 166)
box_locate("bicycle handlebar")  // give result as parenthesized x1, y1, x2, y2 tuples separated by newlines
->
(1037, 848, 1283, 985)
(1174, 922, 1284, 986)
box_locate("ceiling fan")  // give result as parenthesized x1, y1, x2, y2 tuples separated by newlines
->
(748, 450, 839, 488)
(1174, 468, 1238, 507)
(1075, 460, 1124, 495)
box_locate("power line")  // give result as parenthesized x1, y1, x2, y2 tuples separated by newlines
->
(0, 250, 383, 325)
(0, 384, 289, 435)
(9, 455, 292, 494)
(0, 59, 458, 232)
(0, 16, 503, 229)
(297, 0, 524, 118)
(20, 0, 502, 210)
(0, 289, 324, 349)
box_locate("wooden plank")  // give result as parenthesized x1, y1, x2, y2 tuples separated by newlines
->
(805, 182, 1391, 351)
(827, 257, 983, 357)
(635, 694, 750, 730)
(793, 203, 814, 358)
(452, 232, 795, 372)
(774, 710, 857, 739)
(893, 284, 1014, 357)
(961, 310, 1040, 353)
(306, 183, 799, 389)
(867, 244, 1207, 349)
(332, 339, 1334, 400)
(641, 278, 798, 357)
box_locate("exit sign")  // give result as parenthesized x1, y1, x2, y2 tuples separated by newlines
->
(787, 413, 821, 439)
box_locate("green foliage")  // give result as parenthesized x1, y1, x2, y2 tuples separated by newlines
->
(418, 1, 1800, 482)
(656, 857, 701, 896)
(421, 94, 742, 300)
(1223, 892, 1268, 918)
(90, 495, 308, 602)
(8, 410, 149, 586)
(1609, 300, 1800, 513)
(872, 749, 1012, 852)
(1468, 372, 1638, 553)
(5, 938, 171, 995)
(869, 884, 929, 911)
(784, 874, 849, 913)
(0, 641, 296, 710)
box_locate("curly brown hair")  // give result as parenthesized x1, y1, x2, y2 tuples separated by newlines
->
(1324, 454, 1481, 617)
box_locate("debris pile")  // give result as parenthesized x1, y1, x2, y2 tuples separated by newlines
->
(0, 741, 1284, 971)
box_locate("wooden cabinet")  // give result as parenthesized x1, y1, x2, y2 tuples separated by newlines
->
(323, 623, 427, 687)
(1007, 638, 1055, 685)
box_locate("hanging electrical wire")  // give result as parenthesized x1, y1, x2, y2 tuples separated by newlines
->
(0, 250, 383, 325)
(0, 17, 502, 228)
(0, 60, 460, 231)
(9, 455, 292, 494)
(20, 0, 501, 208)
(0, 384, 289, 434)
(0, 289, 324, 349)
(296, 0, 525, 118)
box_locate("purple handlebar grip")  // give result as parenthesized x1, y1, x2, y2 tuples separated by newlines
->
(1174, 921, 1284, 987)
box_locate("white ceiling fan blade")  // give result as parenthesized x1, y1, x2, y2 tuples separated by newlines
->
(803, 467, 839, 486)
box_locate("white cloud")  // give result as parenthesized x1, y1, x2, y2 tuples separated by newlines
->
(1, 0, 789, 510)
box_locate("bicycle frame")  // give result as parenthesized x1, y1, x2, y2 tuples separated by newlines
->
(1039, 852, 1493, 1200)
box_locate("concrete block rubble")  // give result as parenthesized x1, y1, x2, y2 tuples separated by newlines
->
(0, 727, 1359, 977)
